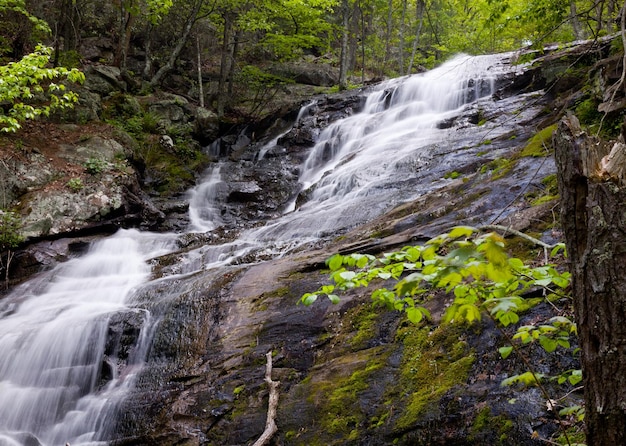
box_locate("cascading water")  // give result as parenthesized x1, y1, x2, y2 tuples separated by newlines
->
(246, 53, 530, 242)
(0, 52, 534, 445)
(0, 231, 176, 446)
(188, 163, 224, 232)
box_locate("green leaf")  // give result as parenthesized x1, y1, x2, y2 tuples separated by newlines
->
(327, 294, 340, 304)
(550, 243, 567, 257)
(406, 306, 423, 324)
(327, 254, 343, 271)
(458, 304, 481, 322)
(449, 226, 476, 239)
(508, 257, 525, 270)
(339, 271, 356, 281)
(502, 371, 543, 387)
(377, 271, 392, 280)
(301, 293, 318, 306)
(354, 254, 370, 268)
(499, 345, 513, 359)
(539, 336, 558, 353)
(568, 369, 582, 385)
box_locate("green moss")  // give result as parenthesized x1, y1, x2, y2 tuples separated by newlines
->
(138, 139, 209, 196)
(308, 347, 390, 442)
(394, 324, 475, 430)
(520, 124, 557, 157)
(348, 304, 381, 349)
(444, 171, 461, 180)
(525, 173, 559, 206)
(480, 158, 515, 180)
(469, 406, 514, 444)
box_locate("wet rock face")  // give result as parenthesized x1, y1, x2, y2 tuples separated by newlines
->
(194, 91, 368, 226)
(105, 46, 599, 445)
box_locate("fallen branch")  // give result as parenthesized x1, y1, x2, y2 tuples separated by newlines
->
(252, 351, 280, 446)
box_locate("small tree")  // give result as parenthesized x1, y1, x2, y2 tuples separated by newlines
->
(0, 209, 23, 289)
(0, 1, 85, 132)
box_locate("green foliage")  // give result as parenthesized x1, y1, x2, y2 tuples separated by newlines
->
(0, 0, 51, 37)
(301, 226, 577, 384)
(0, 45, 85, 132)
(66, 177, 84, 191)
(0, 209, 23, 251)
(84, 157, 108, 175)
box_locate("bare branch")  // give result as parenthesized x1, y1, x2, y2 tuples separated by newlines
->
(252, 351, 280, 446)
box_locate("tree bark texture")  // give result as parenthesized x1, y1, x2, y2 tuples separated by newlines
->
(555, 114, 626, 445)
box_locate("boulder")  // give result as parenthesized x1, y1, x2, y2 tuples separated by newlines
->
(270, 62, 339, 86)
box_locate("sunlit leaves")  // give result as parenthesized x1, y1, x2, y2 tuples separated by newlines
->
(502, 371, 544, 387)
(299, 226, 578, 401)
(0, 45, 85, 132)
(498, 345, 514, 359)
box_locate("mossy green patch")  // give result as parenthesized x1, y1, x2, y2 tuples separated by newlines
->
(347, 303, 382, 350)
(469, 406, 514, 444)
(444, 171, 461, 180)
(306, 347, 390, 444)
(520, 124, 557, 157)
(480, 158, 515, 180)
(394, 323, 475, 431)
(525, 173, 559, 206)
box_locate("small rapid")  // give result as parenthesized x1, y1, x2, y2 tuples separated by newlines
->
(0, 51, 532, 445)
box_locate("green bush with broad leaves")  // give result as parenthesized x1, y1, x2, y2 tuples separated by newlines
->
(0, 45, 85, 132)
(300, 226, 583, 426)
(0, 1, 85, 132)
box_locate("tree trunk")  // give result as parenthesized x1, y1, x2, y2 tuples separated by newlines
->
(359, 0, 365, 83)
(407, 0, 425, 74)
(197, 35, 204, 108)
(383, 0, 393, 71)
(217, 12, 233, 118)
(143, 23, 154, 79)
(338, 0, 350, 90)
(227, 29, 241, 96)
(399, 0, 407, 75)
(149, 0, 204, 88)
(569, 1, 584, 40)
(555, 114, 626, 445)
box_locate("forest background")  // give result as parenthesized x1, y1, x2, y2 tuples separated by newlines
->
(1, 0, 619, 126)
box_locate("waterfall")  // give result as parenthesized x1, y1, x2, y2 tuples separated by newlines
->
(0, 52, 530, 445)
(0, 231, 176, 446)
(249, 52, 524, 242)
(187, 163, 224, 232)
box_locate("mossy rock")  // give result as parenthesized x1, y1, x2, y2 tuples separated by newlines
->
(520, 124, 557, 157)
(393, 323, 475, 431)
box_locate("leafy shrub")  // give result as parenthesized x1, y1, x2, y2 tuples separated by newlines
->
(84, 157, 108, 174)
(0, 210, 23, 251)
(67, 177, 84, 191)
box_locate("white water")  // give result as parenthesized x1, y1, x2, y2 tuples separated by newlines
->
(245, 53, 524, 242)
(0, 231, 175, 446)
(0, 52, 530, 445)
(187, 163, 224, 232)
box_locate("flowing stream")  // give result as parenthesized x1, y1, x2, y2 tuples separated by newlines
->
(0, 52, 534, 445)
